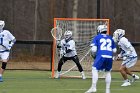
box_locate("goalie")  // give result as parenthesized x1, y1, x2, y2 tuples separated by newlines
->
(55, 30, 86, 79)
(0, 20, 16, 82)
(113, 29, 139, 87)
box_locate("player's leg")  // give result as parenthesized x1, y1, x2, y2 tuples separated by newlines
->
(85, 57, 103, 93)
(104, 58, 113, 93)
(125, 57, 139, 82)
(105, 71, 111, 93)
(120, 65, 128, 80)
(0, 52, 9, 82)
(125, 68, 139, 82)
(55, 57, 66, 78)
(120, 65, 131, 86)
(72, 55, 86, 79)
(85, 67, 98, 93)
(0, 61, 7, 81)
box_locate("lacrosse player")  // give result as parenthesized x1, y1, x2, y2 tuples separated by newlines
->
(55, 30, 86, 79)
(0, 20, 16, 82)
(85, 25, 117, 93)
(113, 29, 139, 87)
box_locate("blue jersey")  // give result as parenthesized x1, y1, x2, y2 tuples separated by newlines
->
(91, 34, 116, 58)
(91, 34, 116, 71)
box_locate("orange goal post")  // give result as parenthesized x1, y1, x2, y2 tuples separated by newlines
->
(52, 18, 110, 78)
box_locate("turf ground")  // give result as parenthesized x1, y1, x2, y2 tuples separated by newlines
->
(0, 70, 140, 93)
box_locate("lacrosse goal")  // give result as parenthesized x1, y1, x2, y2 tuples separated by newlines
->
(52, 18, 110, 78)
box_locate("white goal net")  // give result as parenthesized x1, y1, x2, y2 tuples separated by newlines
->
(52, 18, 109, 78)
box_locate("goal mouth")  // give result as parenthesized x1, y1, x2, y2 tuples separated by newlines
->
(52, 18, 110, 79)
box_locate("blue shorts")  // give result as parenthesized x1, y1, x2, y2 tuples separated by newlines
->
(93, 56, 113, 71)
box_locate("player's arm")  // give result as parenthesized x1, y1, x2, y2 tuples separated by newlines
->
(6, 38, 16, 50)
(7, 31, 16, 50)
(114, 49, 124, 60)
(10, 38, 16, 45)
(90, 43, 97, 59)
(112, 38, 117, 53)
(90, 36, 97, 59)
(57, 40, 61, 48)
(58, 40, 66, 57)
(121, 38, 133, 57)
(91, 46, 97, 59)
(112, 38, 117, 60)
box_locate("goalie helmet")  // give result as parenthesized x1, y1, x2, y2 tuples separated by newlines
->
(113, 29, 125, 42)
(0, 20, 5, 30)
(64, 30, 72, 40)
(97, 25, 107, 33)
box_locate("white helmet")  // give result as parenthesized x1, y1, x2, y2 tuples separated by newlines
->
(97, 25, 107, 33)
(0, 20, 5, 30)
(64, 30, 72, 40)
(113, 29, 125, 42)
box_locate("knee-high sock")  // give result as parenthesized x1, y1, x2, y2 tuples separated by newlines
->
(91, 67, 98, 89)
(105, 72, 111, 89)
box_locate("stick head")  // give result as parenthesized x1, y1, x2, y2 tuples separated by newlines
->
(51, 27, 62, 41)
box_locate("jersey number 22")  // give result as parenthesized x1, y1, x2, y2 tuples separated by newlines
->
(100, 38, 112, 51)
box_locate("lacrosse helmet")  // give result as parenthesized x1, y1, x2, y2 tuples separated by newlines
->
(113, 29, 125, 42)
(97, 25, 107, 33)
(64, 30, 72, 40)
(0, 20, 5, 30)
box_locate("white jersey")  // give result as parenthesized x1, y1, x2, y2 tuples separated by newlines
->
(118, 37, 137, 57)
(0, 30, 15, 52)
(61, 39, 77, 57)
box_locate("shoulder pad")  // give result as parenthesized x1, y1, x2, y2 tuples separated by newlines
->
(120, 37, 128, 43)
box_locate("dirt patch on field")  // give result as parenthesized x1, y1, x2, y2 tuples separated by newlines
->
(4, 56, 51, 70)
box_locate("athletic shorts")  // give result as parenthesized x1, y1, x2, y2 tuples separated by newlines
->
(93, 56, 113, 71)
(0, 52, 10, 60)
(122, 57, 137, 68)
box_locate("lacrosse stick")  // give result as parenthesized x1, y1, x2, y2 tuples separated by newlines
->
(51, 26, 64, 58)
(51, 26, 62, 41)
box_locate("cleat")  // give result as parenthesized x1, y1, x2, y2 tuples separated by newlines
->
(82, 74, 86, 80)
(55, 72, 60, 79)
(82, 76, 86, 80)
(55, 74, 60, 79)
(81, 71, 86, 80)
(85, 87, 97, 93)
(0, 76, 3, 82)
(121, 81, 131, 86)
(132, 75, 139, 82)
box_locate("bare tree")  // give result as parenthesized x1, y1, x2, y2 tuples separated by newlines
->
(73, 0, 78, 40)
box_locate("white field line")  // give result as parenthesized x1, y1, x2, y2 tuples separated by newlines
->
(57, 88, 124, 91)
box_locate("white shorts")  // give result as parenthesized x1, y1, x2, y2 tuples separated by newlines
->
(0, 52, 10, 60)
(122, 57, 137, 68)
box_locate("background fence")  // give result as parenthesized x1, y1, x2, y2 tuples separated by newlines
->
(7, 40, 53, 70)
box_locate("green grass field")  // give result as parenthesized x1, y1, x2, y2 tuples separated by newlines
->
(0, 70, 139, 93)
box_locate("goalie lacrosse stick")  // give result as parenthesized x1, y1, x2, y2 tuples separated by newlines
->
(51, 26, 62, 41)
(51, 26, 64, 58)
